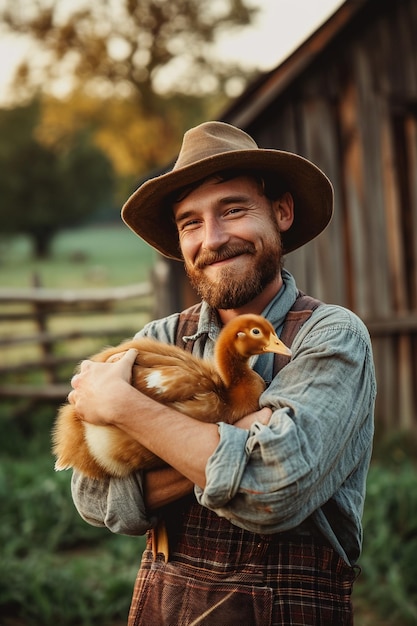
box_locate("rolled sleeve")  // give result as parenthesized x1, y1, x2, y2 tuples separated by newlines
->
(195, 423, 250, 506)
(71, 470, 157, 536)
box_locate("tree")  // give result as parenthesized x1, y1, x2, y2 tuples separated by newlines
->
(0, 101, 115, 258)
(0, 1, 259, 212)
(0, 0, 258, 110)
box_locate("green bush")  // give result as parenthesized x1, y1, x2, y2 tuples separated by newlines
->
(0, 544, 141, 626)
(0, 406, 145, 625)
(355, 463, 417, 624)
(353, 434, 417, 625)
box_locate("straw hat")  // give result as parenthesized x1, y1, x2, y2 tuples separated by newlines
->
(122, 121, 333, 260)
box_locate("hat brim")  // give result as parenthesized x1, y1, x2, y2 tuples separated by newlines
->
(121, 149, 334, 261)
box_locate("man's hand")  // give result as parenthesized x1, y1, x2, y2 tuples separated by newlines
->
(68, 348, 138, 425)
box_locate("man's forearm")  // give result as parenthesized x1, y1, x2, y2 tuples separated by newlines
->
(144, 466, 194, 510)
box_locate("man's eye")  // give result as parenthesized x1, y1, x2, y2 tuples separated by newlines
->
(181, 219, 200, 231)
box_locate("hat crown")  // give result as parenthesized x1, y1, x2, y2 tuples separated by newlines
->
(174, 121, 259, 170)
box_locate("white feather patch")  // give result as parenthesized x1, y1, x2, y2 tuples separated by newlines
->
(84, 423, 127, 476)
(145, 370, 167, 393)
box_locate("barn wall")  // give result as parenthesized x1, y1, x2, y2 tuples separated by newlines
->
(241, 0, 417, 432)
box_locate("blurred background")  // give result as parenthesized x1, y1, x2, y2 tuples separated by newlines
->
(1, 1, 416, 624)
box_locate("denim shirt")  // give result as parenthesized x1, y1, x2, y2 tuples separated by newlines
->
(71, 270, 376, 565)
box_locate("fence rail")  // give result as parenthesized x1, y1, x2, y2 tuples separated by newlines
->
(3, 280, 417, 431)
(0, 282, 153, 403)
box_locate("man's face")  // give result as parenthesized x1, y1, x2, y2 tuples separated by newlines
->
(173, 176, 291, 309)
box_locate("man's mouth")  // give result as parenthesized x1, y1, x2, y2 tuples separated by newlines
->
(207, 254, 242, 267)
(195, 245, 255, 270)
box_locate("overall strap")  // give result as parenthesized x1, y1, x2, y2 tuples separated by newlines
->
(273, 292, 322, 377)
(175, 302, 203, 351)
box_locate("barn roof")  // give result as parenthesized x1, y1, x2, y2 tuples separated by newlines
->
(220, 0, 373, 128)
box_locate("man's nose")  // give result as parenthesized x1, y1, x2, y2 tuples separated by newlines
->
(202, 218, 230, 250)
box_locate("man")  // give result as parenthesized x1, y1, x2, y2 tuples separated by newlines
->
(69, 121, 376, 625)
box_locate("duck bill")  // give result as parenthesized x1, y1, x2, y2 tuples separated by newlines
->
(264, 333, 292, 357)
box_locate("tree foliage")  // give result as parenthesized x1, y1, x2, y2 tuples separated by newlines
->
(39, 91, 226, 201)
(0, 100, 115, 258)
(1, 0, 258, 110)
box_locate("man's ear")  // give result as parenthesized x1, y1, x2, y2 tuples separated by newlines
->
(274, 192, 294, 232)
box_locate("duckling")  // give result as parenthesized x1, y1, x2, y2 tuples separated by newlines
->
(52, 314, 291, 479)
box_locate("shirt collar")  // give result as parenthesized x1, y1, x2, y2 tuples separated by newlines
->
(260, 268, 298, 332)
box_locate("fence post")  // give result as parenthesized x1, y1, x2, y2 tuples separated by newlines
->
(32, 273, 58, 384)
(151, 256, 199, 318)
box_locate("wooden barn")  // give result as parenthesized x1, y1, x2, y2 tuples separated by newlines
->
(157, 0, 417, 433)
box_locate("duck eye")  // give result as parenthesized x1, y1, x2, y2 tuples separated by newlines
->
(251, 328, 261, 336)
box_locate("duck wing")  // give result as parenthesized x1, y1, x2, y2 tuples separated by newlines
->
(123, 338, 228, 422)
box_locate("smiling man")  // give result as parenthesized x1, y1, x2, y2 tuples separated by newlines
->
(69, 121, 376, 625)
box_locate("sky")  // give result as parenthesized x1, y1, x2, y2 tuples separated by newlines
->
(0, 0, 345, 103)
(215, 0, 345, 71)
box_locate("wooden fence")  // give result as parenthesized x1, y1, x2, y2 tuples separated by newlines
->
(0, 282, 153, 403)
(2, 273, 417, 433)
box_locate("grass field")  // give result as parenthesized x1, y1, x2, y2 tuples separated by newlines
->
(0, 223, 156, 288)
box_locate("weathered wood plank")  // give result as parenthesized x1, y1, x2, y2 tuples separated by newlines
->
(0, 282, 152, 304)
(405, 114, 417, 309)
(365, 314, 417, 336)
(0, 327, 138, 348)
(0, 384, 70, 400)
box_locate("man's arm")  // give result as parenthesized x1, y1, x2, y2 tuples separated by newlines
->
(69, 349, 272, 489)
(70, 466, 192, 535)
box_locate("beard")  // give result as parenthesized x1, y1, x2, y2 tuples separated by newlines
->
(185, 230, 283, 310)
